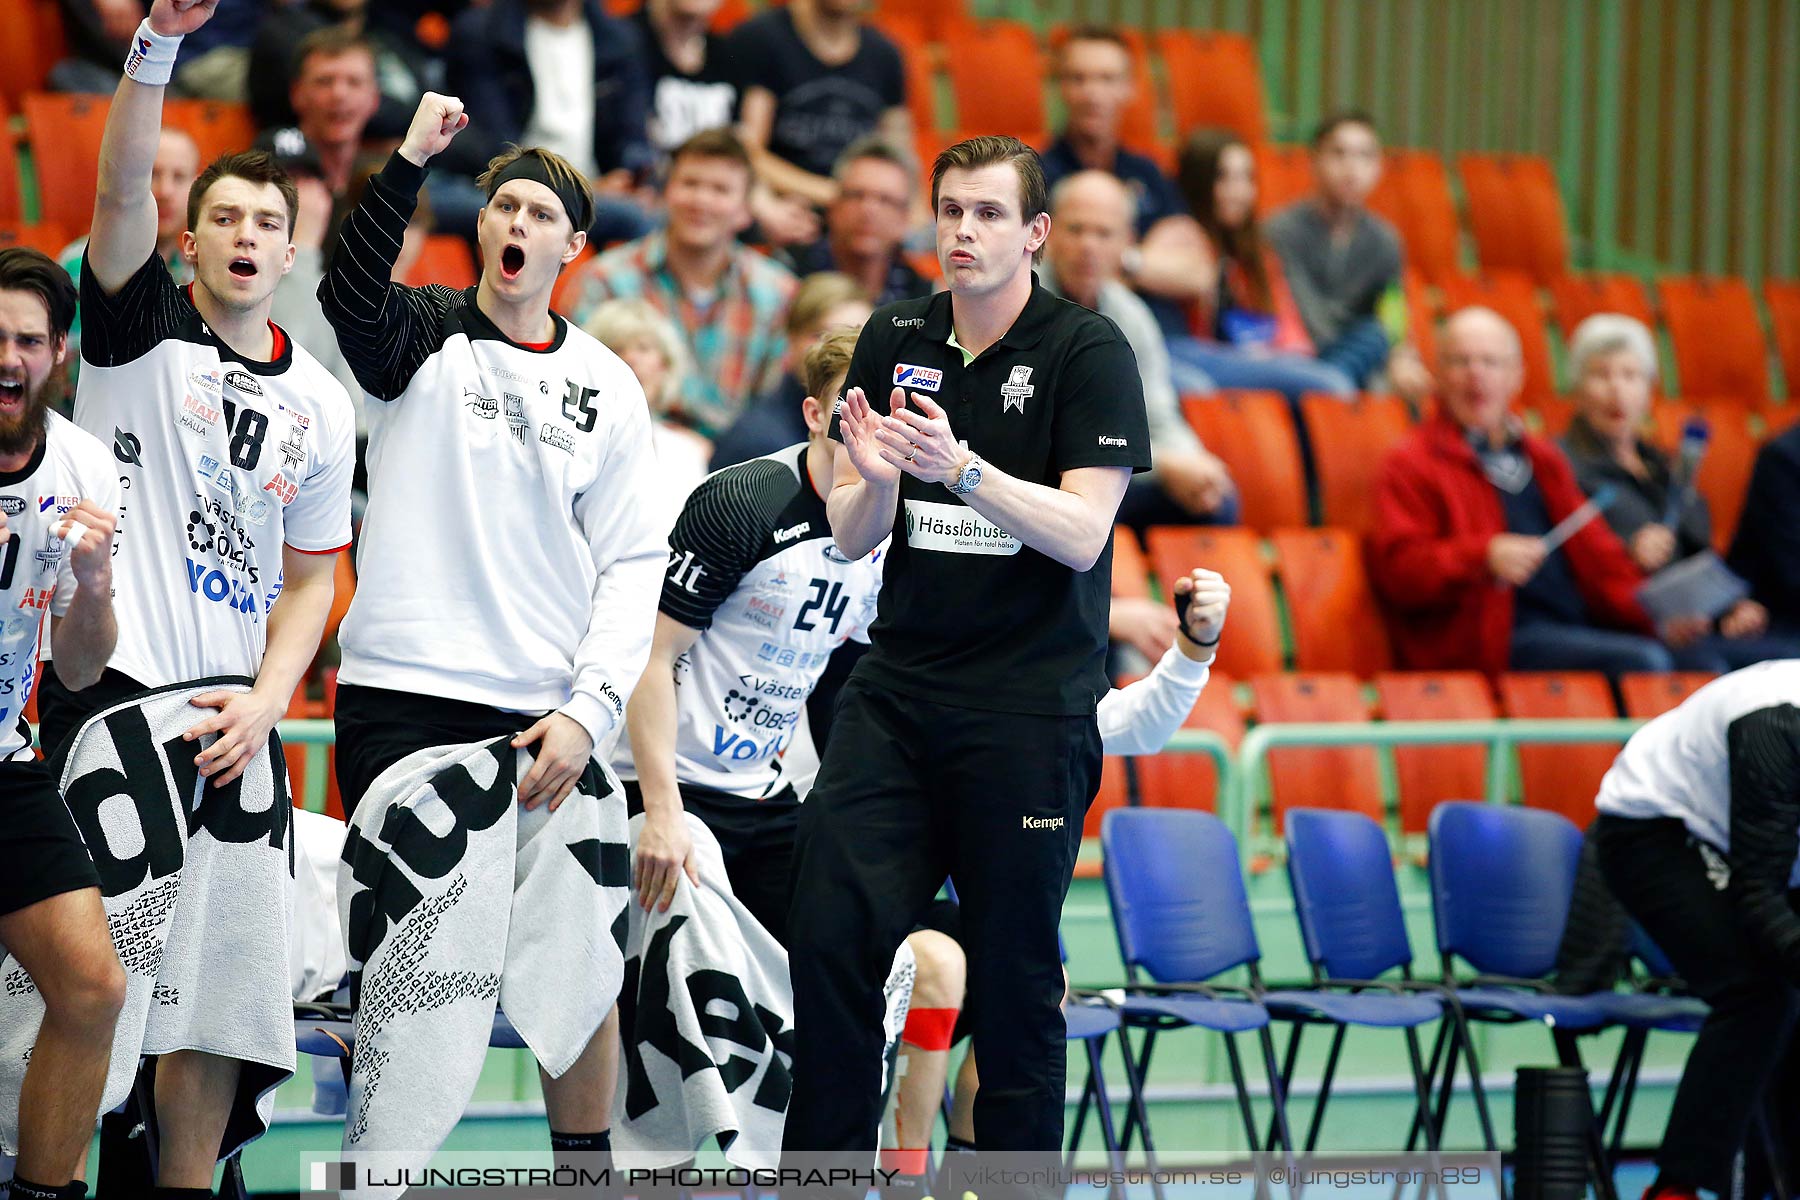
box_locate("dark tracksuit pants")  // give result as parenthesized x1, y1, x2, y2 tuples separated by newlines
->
(1593, 813, 1800, 1193)
(781, 676, 1102, 1164)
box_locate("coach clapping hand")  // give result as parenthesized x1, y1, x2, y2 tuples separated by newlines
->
(1170, 568, 1229, 663)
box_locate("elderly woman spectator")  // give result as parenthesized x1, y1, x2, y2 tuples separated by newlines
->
(1558, 314, 1799, 671)
(584, 298, 713, 521)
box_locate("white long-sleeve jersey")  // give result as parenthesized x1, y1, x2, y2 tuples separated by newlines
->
(320, 153, 665, 742)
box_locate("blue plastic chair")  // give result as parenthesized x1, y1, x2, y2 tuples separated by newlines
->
(1285, 809, 1496, 1154)
(1427, 802, 1618, 1200)
(1100, 808, 1295, 1161)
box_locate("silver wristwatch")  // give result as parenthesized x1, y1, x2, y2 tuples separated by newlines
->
(946, 453, 984, 495)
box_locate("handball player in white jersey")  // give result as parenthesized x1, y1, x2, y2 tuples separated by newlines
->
(0, 248, 124, 1200)
(34, 2, 357, 1191)
(319, 92, 664, 1170)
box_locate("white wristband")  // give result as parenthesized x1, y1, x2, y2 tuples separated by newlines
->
(123, 19, 183, 88)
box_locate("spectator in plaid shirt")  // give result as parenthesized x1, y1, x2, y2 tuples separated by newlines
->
(568, 129, 798, 437)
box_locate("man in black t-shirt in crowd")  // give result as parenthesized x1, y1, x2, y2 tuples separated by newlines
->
(782, 135, 1150, 1176)
(728, 0, 908, 247)
(634, 0, 739, 177)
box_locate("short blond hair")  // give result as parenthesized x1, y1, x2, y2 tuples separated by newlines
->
(802, 327, 859, 404)
(583, 299, 687, 408)
(787, 271, 871, 338)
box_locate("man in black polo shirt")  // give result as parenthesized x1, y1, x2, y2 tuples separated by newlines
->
(782, 134, 1151, 1170)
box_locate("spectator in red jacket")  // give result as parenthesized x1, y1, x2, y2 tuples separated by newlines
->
(1368, 307, 1670, 677)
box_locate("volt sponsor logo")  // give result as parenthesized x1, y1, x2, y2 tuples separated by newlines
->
(709, 725, 790, 763)
(185, 558, 261, 615)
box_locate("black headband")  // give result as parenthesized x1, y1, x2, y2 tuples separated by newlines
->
(487, 153, 594, 235)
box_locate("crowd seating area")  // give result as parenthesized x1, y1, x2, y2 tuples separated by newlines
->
(0, 0, 1794, 857)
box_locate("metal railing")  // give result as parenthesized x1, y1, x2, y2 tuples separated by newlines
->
(1167, 717, 1647, 849)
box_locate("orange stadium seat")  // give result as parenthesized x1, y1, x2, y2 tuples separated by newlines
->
(1399, 267, 1438, 369)
(0, 100, 19, 226)
(1156, 30, 1266, 144)
(943, 21, 1044, 139)
(1439, 270, 1556, 401)
(1046, 25, 1159, 151)
(1145, 526, 1282, 678)
(1302, 392, 1413, 534)
(1526, 402, 1575, 440)
(0, 1, 66, 106)
(0, 222, 68, 255)
(1375, 671, 1496, 835)
(1649, 399, 1758, 551)
(1112, 525, 1150, 598)
(1250, 672, 1383, 831)
(23, 92, 110, 235)
(1134, 668, 1243, 812)
(873, 0, 969, 41)
(1253, 143, 1311, 216)
(1761, 280, 1800, 401)
(403, 234, 478, 290)
(897, 29, 937, 133)
(1270, 527, 1394, 676)
(1660, 276, 1772, 402)
(1549, 272, 1656, 337)
(164, 99, 257, 165)
(1181, 390, 1308, 530)
(1498, 671, 1622, 826)
(1765, 405, 1800, 435)
(1368, 150, 1462, 286)
(1459, 153, 1569, 285)
(1620, 671, 1717, 719)
(550, 245, 595, 316)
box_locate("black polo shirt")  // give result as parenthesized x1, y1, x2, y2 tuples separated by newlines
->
(829, 277, 1151, 716)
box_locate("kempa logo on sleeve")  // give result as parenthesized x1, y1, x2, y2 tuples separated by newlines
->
(1022, 815, 1066, 830)
(903, 499, 1020, 556)
(1098, 435, 1129, 447)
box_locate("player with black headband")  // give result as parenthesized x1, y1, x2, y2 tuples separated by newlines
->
(33, 2, 357, 1192)
(320, 92, 665, 1169)
(0, 248, 124, 1200)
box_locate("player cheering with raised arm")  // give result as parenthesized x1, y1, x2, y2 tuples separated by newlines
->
(319, 90, 665, 1167)
(0, 248, 124, 1200)
(34, 1, 356, 1192)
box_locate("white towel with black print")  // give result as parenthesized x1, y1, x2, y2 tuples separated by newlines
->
(338, 736, 630, 1195)
(614, 811, 914, 1169)
(0, 678, 295, 1160)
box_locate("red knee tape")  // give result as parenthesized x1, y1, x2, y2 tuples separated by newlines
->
(901, 1006, 958, 1052)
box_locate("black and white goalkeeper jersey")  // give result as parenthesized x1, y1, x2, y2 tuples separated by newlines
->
(0, 413, 120, 759)
(611, 443, 884, 798)
(320, 152, 665, 745)
(75, 253, 356, 686)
